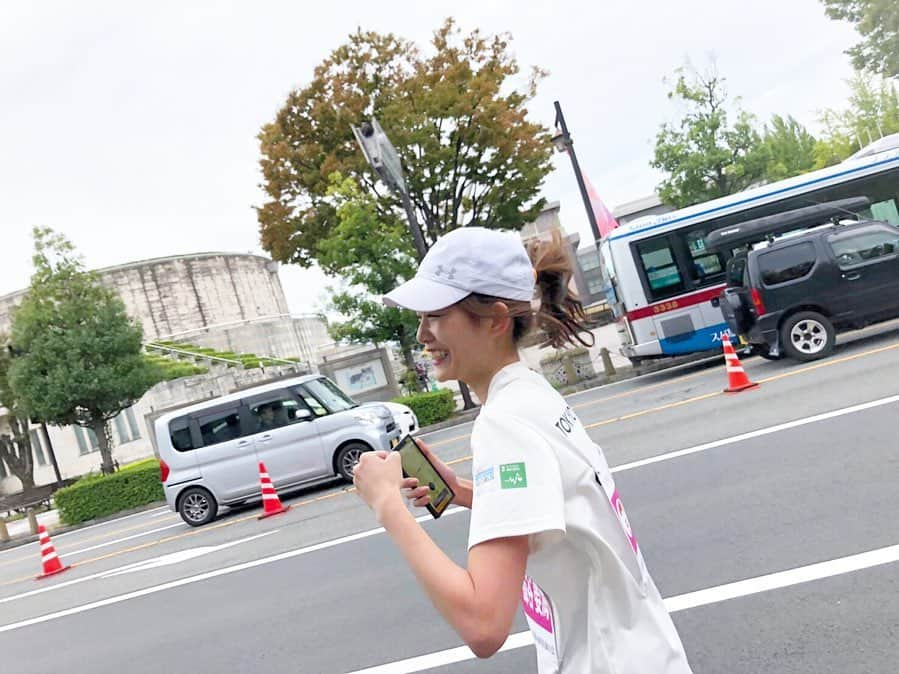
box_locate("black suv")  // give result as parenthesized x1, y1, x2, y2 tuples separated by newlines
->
(707, 198, 899, 361)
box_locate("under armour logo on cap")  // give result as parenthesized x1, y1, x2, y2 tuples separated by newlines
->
(435, 265, 457, 280)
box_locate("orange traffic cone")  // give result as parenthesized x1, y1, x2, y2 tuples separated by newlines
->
(35, 524, 70, 580)
(257, 462, 290, 519)
(722, 335, 759, 393)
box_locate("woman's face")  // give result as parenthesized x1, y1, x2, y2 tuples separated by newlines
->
(416, 305, 490, 384)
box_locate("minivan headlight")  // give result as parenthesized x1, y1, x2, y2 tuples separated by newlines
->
(353, 411, 381, 426)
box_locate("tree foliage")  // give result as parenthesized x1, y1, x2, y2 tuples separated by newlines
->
(651, 64, 767, 208)
(320, 175, 422, 380)
(758, 115, 818, 182)
(814, 74, 899, 167)
(256, 18, 553, 267)
(8, 228, 161, 475)
(821, 0, 899, 77)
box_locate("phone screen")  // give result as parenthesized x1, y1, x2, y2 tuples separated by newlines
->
(396, 435, 454, 518)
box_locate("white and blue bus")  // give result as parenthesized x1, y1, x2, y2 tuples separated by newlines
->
(598, 145, 899, 364)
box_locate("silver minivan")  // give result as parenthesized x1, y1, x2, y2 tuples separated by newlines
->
(155, 374, 401, 526)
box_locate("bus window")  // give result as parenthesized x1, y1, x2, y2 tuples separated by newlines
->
(685, 230, 725, 280)
(636, 237, 684, 298)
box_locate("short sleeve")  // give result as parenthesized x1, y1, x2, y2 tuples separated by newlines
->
(467, 411, 566, 551)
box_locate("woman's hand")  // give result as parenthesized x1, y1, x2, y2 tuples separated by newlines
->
(400, 440, 463, 508)
(353, 450, 404, 519)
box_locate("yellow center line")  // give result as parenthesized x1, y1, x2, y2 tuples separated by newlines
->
(0, 486, 361, 587)
(0, 514, 181, 570)
(755, 341, 899, 385)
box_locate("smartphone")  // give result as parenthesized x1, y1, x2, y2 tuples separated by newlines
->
(395, 435, 455, 518)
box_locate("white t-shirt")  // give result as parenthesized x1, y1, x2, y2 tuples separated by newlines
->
(468, 361, 693, 674)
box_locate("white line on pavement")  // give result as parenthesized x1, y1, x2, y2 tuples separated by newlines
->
(0, 530, 281, 607)
(611, 393, 899, 473)
(344, 544, 899, 674)
(3, 395, 898, 637)
(0, 507, 465, 610)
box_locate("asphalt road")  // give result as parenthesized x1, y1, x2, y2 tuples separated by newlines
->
(2, 320, 899, 673)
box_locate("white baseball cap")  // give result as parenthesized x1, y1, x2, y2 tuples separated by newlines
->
(383, 227, 535, 312)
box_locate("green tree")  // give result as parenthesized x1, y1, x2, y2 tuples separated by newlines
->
(820, 0, 899, 77)
(256, 18, 553, 267)
(651, 64, 767, 209)
(8, 228, 161, 475)
(0, 336, 37, 491)
(319, 174, 423, 385)
(814, 74, 899, 167)
(758, 115, 818, 182)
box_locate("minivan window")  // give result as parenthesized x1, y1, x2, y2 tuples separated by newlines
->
(301, 378, 357, 413)
(758, 242, 817, 286)
(247, 390, 310, 432)
(198, 407, 242, 447)
(169, 416, 195, 451)
(828, 229, 899, 268)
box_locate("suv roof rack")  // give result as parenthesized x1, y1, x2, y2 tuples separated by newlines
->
(705, 197, 872, 251)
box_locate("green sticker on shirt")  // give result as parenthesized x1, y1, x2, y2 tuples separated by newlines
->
(500, 462, 528, 489)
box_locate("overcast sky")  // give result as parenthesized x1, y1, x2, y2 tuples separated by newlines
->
(0, 1, 860, 314)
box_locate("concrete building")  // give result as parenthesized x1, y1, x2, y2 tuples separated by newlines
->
(612, 193, 674, 226)
(0, 252, 332, 496)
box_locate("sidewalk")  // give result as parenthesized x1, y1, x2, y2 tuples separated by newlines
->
(5, 508, 60, 537)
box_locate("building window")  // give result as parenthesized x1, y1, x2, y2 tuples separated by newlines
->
(579, 250, 600, 271)
(74, 426, 99, 455)
(30, 429, 47, 466)
(114, 413, 132, 444)
(125, 408, 141, 440)
(588, 278, 605, 296)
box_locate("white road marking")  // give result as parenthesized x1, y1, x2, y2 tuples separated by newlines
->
(3, 395, 897, 639)
(344, 544, 899, 674)
(0, 530, 280, 606)
(612, 393, 899, 473)
(97, 531, 278, 577)
(0, 508, 465, 609)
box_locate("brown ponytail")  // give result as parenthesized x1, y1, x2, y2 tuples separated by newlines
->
(456, 231, 595, 350)
(527, 232, 595, 349)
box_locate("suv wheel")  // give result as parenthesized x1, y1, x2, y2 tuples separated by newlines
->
(781, 311, 835, 361)
(178, 486, 218, 527)
(335, 442, 370, 483)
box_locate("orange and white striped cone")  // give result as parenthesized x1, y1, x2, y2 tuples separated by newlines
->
(722, 335, 760, 393)
(35, 524, 70, 580)
(257, 462, 290, 519)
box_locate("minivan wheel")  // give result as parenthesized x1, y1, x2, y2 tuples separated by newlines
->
(781, 311, 835, 361)
(335, 442, 370, 483)
(178, 486, 218, 527)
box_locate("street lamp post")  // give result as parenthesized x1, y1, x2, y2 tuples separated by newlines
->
(552, 101, 602, 244)
(352, 120, 428, 261)
(352, 119, 477, 410)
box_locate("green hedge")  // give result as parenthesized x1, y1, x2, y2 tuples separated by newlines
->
(392, 389, 456, 427)
(54, 463, 164, 525)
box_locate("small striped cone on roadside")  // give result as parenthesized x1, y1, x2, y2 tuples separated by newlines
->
(35, 524, 70, 580)
(257, 462, 290, 519)
(722, 335, 760, 393)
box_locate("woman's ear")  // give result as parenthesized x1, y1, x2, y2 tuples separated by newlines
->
(489, 301, 513, 337)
